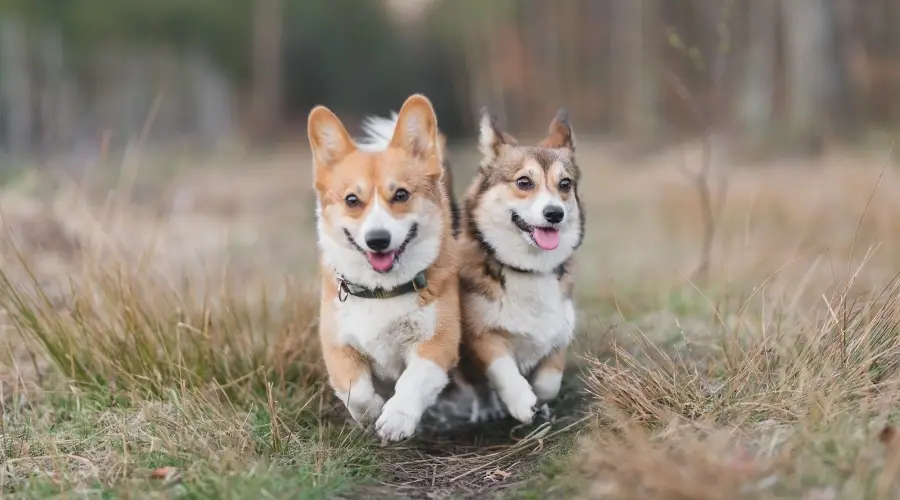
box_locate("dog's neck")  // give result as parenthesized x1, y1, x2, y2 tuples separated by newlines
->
(335, 270, 427, 301)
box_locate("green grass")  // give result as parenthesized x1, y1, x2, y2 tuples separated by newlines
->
(1, 388, 375, 498)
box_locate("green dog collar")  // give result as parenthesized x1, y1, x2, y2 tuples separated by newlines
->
(337, 271, 427, 301)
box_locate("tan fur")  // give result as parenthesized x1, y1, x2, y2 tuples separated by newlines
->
(457, 237, 506, 301)
(318, 258, 460, 387)
(460, 112, 577, 368)
(416, 234, 458, 308)
(318, 269, 370, 394)
(558, 261, 577, 299)
(457, 328, 513, 382)
(308, 94, 461, 440)
(416, 278, 461, 370)
(453, 108, 582, 423)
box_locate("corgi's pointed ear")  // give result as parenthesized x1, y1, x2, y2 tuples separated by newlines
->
(307, 106, 356, 167)
(390, 94, 439, 161)
(478, 107, 517, 160)
(540, 107, 576, 153)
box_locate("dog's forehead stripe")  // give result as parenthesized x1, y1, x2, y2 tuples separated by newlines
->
(524, 147, 578, 177)
(528, 148, 561, 171)
(548, 161, 574, 180)
(522, 158, 543, 176)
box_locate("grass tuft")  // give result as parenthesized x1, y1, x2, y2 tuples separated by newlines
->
(577, 275, 900, 498)
(0, 250, 323, 406)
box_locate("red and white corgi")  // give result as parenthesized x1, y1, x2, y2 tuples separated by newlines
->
(307, 94, 460, 442)
(453, 107, 584, 424)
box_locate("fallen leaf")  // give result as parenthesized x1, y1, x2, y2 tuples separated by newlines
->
(484, 469, 512, 482)
(150, 466, 181, 483)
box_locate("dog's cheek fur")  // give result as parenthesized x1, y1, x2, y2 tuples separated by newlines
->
(472, 185, 523, 242)
(418, 178, 444, 211)
(320, 202, 355, 242)
(408, 196, 441, 235)
(570, 187, 586, 251)
(415, 197, 457, 306)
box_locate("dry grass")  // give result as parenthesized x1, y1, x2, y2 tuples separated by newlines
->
(578, 275, 900, 498)
(2, 142, 900, 498)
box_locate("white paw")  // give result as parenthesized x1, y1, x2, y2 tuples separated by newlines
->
(501, 387, 538, 424)
(375, 399, 421, 442)
(347, 394, 385, 427)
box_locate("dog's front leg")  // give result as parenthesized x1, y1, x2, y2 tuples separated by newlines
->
(469, 330, 538, 424)
(376, 298, 460, 442)
(323, 340, 384, 427)
(530, 347, 567, 403)
(375, 350, 449, 442)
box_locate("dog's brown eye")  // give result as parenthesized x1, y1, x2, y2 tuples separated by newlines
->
(393, 188, 410, 203)
(558, 179, 572, 192)
(345, 194, 361, 207)
(515, 177, 534, 190)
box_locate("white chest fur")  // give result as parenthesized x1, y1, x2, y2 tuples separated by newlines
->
(335, 293, 437, 383)
(466, 272, 575, 374)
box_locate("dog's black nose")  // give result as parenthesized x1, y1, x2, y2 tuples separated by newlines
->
(542, 205, 565, 224)
(364, 229, 392, 252)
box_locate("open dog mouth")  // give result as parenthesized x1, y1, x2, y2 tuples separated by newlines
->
(344, 223, 419, 273)
(511, 212, 560, 251)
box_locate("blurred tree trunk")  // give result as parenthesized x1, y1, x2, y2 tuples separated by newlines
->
(827, 0, 857, 140)
(0, 18, 34, 158)
(249, 0, 283, 143)
(462, 27, 490, 128)
(558, 0, 583, 124)
(536, 0, 561, 125)
(584, 0, 611, 131)
(782, 0, 852, 155)
(888, 0, 900, 125)
(37, 28, 72, 159)
(736, 0, 776, 152)
(611, 0, 661, 147)
(189, 49, 234, 148)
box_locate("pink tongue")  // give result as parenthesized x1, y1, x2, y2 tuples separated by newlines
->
(532, 228, 560, 250)
(367, 251, 395, 272)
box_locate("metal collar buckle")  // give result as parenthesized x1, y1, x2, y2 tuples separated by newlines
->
(337, 277, 350, 302)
